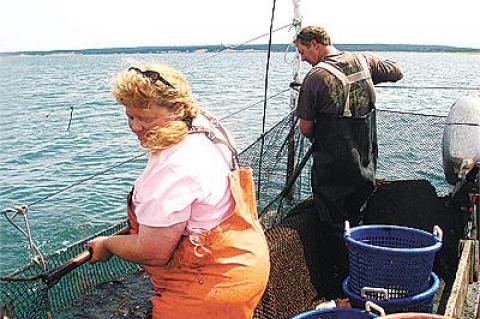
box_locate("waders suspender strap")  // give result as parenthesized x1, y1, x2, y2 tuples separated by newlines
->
(315, 55, 374, 117)
(189, 110, 240, 171)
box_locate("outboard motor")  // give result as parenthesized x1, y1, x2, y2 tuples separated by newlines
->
(442, 96, 480, 242)
(442, 96, 480, 185)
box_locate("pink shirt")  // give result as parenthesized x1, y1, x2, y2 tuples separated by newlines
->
(131, 132, 235, 234)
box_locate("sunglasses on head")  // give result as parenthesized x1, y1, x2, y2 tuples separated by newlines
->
(128, 67, 175, 89)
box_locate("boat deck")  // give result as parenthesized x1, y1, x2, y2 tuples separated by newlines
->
(61, 179, 478, 318)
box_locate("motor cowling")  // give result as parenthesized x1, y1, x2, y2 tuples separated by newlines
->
(442, 96, 480, 185)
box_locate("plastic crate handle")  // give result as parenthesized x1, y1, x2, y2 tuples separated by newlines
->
(344, 220, 351, 235)
(433, 225, 443, 241)
(365, 301, 386, 317)
(361, 287, 390, 300)
(315, 300, 336, 310)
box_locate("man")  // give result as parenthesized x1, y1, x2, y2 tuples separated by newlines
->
(294, 26, 403, 294)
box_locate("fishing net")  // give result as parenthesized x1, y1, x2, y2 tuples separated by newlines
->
(0, 110, 449, 318)
(0, 222, 140, 319)
(376, 110, 448, 195)
(241, 109, 449, 228)
(239, 111, 313, 227)
(253, 204, 327, 319)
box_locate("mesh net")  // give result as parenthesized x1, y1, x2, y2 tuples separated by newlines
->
(239, 111, 313, 227)
(0, 222, 140, 319)
(241, 110, 449, 227)
(376, 110, 448, 195)
(0, 110, 449, 318)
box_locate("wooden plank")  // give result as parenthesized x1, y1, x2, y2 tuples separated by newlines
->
(474, 240, 479, 282)
(444, 240, 473, 318)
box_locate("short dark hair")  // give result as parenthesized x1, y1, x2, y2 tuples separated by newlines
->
(294, 26, 331, 46)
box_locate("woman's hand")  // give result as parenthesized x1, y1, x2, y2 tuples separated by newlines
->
(86, 236, 113, 263)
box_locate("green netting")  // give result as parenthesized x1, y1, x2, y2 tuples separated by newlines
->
(0, 222, 140, 319)
(376, 110, 448, 195)
(0, 110, 449, 318)
(241, 110, 449, 227)
(239, 111, 312, 224)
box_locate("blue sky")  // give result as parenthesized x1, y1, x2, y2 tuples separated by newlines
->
(1, 0, 480, 53)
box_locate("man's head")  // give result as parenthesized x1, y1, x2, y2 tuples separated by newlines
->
(294, 26, 332, 66)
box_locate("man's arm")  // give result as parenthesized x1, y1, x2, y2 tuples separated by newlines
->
(364, 53, 404, 84)
(296, 71, 320, 140)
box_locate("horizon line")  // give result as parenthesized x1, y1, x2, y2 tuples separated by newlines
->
(2, 43, 480, 55)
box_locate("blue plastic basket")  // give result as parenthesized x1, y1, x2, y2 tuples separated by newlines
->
(344, 224, 442, 297)
(342, 273, 440, 314)
(289, 307, 379, 319)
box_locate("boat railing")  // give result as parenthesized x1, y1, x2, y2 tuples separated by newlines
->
(243, 110, 449, 225)
(0, 109, 454, 318)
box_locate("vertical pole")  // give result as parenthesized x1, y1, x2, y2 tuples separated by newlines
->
(286, 0, 302, 200)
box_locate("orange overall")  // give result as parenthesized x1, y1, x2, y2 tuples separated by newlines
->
(127, 167, 270, 319)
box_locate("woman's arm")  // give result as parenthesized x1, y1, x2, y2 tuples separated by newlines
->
(87, 221, 186, 266)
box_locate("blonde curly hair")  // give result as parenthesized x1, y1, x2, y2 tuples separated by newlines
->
(112, 62, 198, 151)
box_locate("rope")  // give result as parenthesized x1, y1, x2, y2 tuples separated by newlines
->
(376, 85, 480, 91)
(282, 22, 299, 64)
(66, 106, 74, 131)
(179, 22, 292, 71)
(3, 205, 47, 271)
(220, 89, 290, 121)
(276, 116, 299, 160)
(3, 82, 288, 264)
(3, 88, 291, 220)
(445, 122, 480, 127)
(1, 153, 146, 269)
(39, 24, 294, 134)
(27, 153, 145, 208)
(6, 23, 295, 210)
(257, 0, 278, 199)
(377, 108, 447, 118)
(283, 41, 295, 64)
(240, 109, 296, 156)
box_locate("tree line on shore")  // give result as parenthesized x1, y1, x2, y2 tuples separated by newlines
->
(2, 43, 479, 56)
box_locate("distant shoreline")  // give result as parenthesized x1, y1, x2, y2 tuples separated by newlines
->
(2, 43, 480, 56)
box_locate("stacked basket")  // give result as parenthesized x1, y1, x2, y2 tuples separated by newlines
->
(289, 307, 379, 319)
(342, 223, 443, 314)
(289, 301, 385, 319)
(382, 314, 452, 319)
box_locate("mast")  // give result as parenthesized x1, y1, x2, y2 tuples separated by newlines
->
(286, 0, 302, 200)
(291, 0, 301, 109)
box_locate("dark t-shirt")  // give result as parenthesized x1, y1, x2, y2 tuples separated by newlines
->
(297, 51, 403, 120)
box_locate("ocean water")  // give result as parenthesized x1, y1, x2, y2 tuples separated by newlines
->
(1, 51, 480, 274)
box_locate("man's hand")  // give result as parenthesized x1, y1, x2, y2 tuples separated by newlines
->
(299, 118, 314, 139)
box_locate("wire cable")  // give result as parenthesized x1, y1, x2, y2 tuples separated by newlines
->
(4, 89, 290, 214)
(179, 23, 292, 71)
(257, 0, 278, 198)
(220, 89, 289, 121)
(27, 153, 145, 208)
(376, 85, 480, 91)
(3, 206, 47, 271)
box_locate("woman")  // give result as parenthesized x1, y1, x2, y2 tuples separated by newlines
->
(87, 62, 270, 318)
